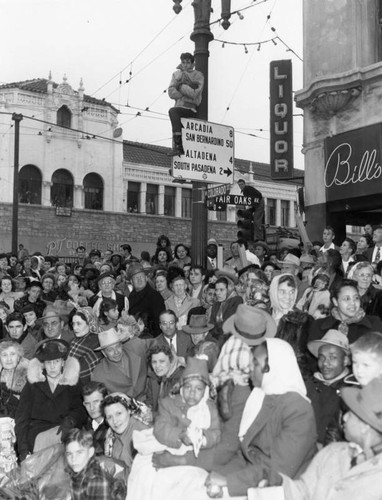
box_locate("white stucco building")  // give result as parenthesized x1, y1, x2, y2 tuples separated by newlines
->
(0, 74, 123, 212)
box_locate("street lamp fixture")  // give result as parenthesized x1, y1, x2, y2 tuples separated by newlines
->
(173, 0, 182, 14)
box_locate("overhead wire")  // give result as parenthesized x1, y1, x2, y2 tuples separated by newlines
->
(90, 1, 192, 97)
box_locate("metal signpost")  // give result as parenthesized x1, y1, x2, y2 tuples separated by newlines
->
(172, 118, 234, 184)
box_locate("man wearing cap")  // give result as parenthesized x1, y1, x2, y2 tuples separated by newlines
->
(14, 280, 45, 318)
(128, 263, 165, 337)
(306, 329, 350, 445)
(88, 271, 128, 318)
(276, 379, 382, 499)
(91, 328, 147, 400)
(206, 238, 218, 270)
(39, 305, 74, 344)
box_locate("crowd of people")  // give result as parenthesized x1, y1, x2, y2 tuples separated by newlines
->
(0, 223, 381, 499)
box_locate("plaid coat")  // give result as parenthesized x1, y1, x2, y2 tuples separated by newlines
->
(70, 457, 111, 500)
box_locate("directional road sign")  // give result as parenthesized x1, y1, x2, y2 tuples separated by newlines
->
(172, 118, 234, 184)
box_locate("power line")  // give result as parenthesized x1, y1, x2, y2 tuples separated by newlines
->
(90, 1, 192, 97)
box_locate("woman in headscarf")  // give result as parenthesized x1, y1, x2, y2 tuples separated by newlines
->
(68, 307, 102, 383)
(205, 337, 317, 498)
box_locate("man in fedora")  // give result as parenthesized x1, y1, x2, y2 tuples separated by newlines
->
(182, 314, 216, 348)
(223, 303, 277, 347)
(128, 262, 165, 337)
(39, 305, 74, 344)
(276, 379, 382, 499)
(91, 328, 146, 400)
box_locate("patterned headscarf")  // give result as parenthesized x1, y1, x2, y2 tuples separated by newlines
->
(73, 305, 100, 334)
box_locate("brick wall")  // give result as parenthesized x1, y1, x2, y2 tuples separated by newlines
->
(0, 203, 237, 258)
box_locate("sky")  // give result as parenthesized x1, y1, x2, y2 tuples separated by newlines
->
(1, 0, 304, 169)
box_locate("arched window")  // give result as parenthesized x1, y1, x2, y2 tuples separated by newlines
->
(83, 173, 103, 210)
(51, 169, 73, 207)
(57, 105, 72, 128)
(19, 164, 42, 204)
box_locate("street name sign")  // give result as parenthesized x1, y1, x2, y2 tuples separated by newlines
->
(206, 183, 231, 199)
(212, 194, 255, 206)
(172, 118, 234, 184)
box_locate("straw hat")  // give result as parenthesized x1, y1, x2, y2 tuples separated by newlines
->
(95, 328, 121, 351)
(308, 329, 349, 358)
(277, 253, 301, 270)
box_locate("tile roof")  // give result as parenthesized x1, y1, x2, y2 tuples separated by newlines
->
(0, 79, 118, 112)
(123, 140, 304, 184)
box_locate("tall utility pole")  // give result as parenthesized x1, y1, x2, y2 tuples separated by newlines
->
(11, 113, 23, 254)
(189, 0, 213, 267)
(172, 0, 232, 267)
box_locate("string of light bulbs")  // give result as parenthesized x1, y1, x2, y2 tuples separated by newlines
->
(214, 34, 302, 61)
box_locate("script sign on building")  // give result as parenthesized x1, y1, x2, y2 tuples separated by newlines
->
(324, 123, 382, 202)
(172, 119, 234, 184)
(270, 59, 294, 179)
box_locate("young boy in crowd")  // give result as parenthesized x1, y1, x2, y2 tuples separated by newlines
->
(153, 357, 220, 460)
(351, 331, 382, 386)
(64, 428, 117, 500)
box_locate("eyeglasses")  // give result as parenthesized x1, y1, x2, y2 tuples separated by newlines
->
(160, 321, 175, 327)
(101, 280, 114, 285)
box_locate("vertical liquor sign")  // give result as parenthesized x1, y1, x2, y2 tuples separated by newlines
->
(270, 60, 294, 179)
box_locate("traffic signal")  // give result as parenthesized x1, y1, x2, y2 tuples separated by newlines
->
(237, 208, 254, 241)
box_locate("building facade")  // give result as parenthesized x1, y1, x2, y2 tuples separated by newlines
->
(0, 75, 303, 257)
(295, 0, 382, 242)
(0, 75, 123, 213)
